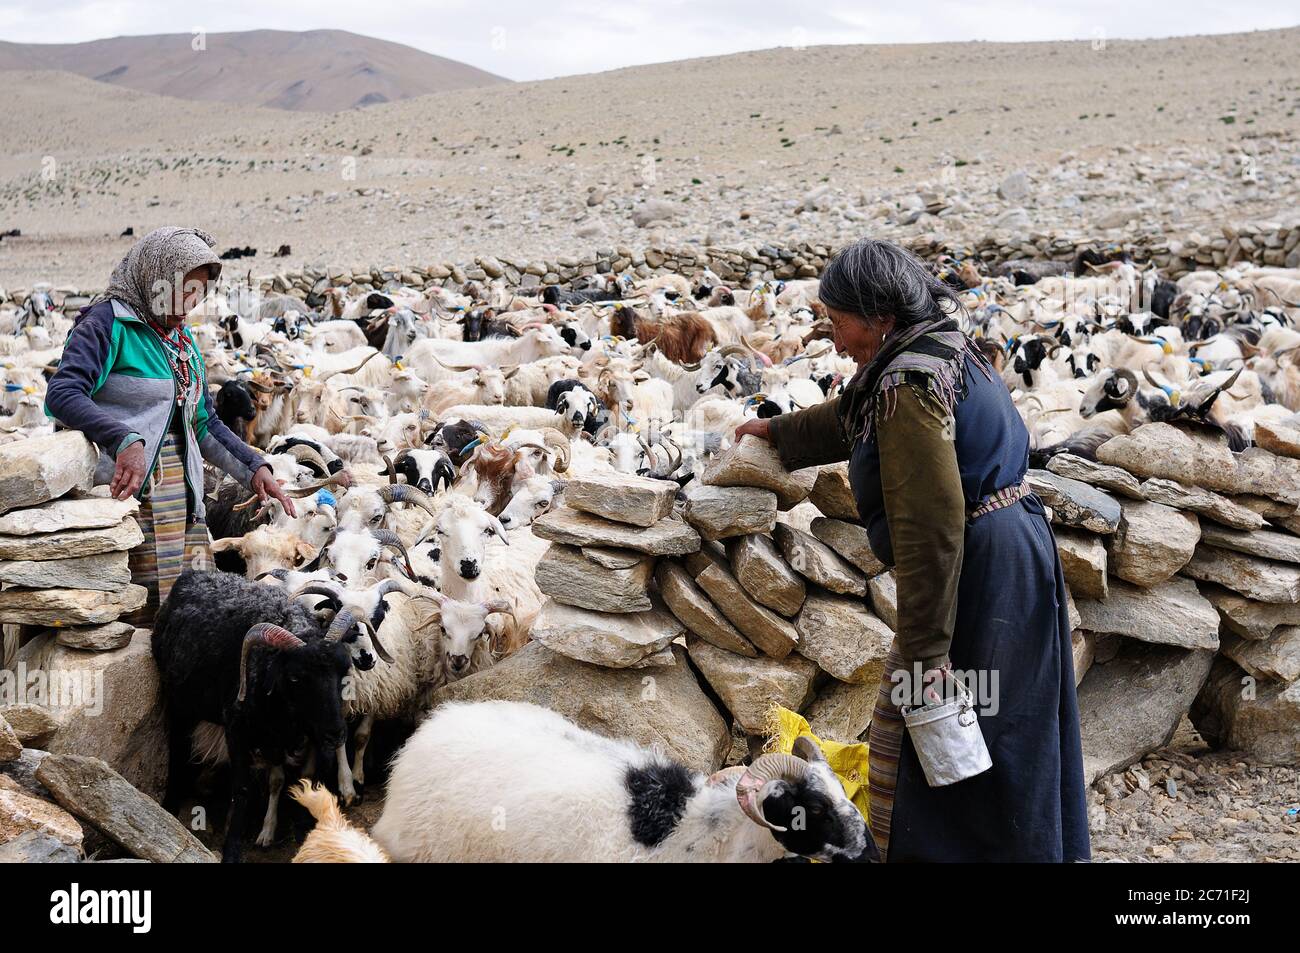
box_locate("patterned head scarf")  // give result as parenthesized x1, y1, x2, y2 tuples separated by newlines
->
(91, 226, 222, 322)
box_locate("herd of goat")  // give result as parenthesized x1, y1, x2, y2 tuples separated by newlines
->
(4, 249, 1300, 861)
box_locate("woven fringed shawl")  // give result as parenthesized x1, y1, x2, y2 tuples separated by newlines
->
(838, 318, 992, 444)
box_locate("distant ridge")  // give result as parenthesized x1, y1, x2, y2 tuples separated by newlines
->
(0, 28, 510, 111)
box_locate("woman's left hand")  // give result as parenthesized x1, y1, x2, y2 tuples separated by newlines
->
(252, 466, 297, 518)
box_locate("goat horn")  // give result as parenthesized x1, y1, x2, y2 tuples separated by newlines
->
(238, 624, 305, 703)
(1142, 365, 1165, 390)
(370, 528, 416, 578)
(355, 618, 394, 665)
(381, 452, 399, 485)
(325, 608, 358, 644)
(430, 352, 481, 372)
(285, 443, 330, 475)
(315, 350, 382, 382)
(540, 428, 571, 473)
(482, 598, 516, 624)
(734, 753, 808, 832)
(377, 482, 440, 520)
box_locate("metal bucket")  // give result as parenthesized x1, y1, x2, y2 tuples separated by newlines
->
(901, 679, 992, 787)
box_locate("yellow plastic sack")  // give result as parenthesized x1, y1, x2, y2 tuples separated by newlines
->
(764, 706, 870, 821)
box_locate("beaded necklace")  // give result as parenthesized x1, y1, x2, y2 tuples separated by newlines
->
(146, 317, 194, 406)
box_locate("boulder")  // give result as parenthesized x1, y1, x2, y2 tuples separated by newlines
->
(529, 599, 682, 668)
(0, 748, 50, 800)
(695, 563, 799, 658)
(35, 755, 216, 863)
(53, 620, 135, 651)
(1098, 422, 1300, 505)
(1139, 478, 1264, 531)
(1045, 453, 1144, 499)
(1076, 640, 1215, 783)
(1106, 500, 1199, 587)
(0, 550, 131, 591)
(1181, 545, 1300, 603)
(0, 829, 79, 863)
(1072, 630, 1095, 686)
(795, 592, 894, 684)
(727, 534, 806, 617)
(656, 562, 757, 657)
(433, 642, 731, 772)
(0, 517, 144, 562)
(534, 544, 654, 613)
(532, 507, 700, 556)
(0, 775, 84, 849)
(0, 704, 58, 747)
(681, 541, 728, 579)
(13, 628, 166, 799)
(809, 517, 886, 577)
(0, 496, 137, 536)
(1191, 657, 1300, 766)
(681, 484, 778, 540)
(809, 463, 858, 519)
(772, 522, 866, 596)
(1253, 421, 1300, 460)
(1025, 469, 1121, 533)
(1199, 523, 1300, 565)
(1074, 576, 1218, 650)
(0, 715, 19, 762)
(1221, 628, 1300, 684)
(0, 431, 98, 516)
(563, 472, 677, 527)
(1202, 583, 1300, 640)
(866, 571, 898, 630)
(0, 584, 147, 627)
(685, 637, 818, 733)
(803, 679, 876, 743)
(700, 435, 817, 509)
(1054, 528, 1108, 599)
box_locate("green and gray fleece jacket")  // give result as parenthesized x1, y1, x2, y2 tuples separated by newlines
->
(45, 299, 265, 522)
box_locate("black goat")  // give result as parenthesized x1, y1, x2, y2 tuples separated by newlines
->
(541, 284, 622, 307)
(460, 307, 516, 342)
(153, 570, 367, 862)
(214, 380, 257, 435)
(379, 448, 455, 495)
(426, 418, 486, 467)
(545, 379, 607, 436)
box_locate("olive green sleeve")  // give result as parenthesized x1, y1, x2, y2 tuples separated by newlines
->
(765, 395, 852, 471)
(875, 384, 965, 671)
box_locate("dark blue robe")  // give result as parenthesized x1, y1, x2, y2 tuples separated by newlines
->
(850, 355, 1091, 862)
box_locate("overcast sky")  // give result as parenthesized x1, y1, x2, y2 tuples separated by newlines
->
(1, 0, 1295, 81)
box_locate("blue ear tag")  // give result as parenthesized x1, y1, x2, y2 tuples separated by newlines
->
(316, 489, 337, 508)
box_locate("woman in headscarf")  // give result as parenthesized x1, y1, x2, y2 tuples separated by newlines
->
(736, 238, 1090, 862)
(46, 226, 296, 618)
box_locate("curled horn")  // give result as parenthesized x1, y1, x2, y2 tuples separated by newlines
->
(325, 608, 358, 643)
(356, 617, 394, 665)
(291, 584, 343, 607)
(718, 343, 755, 365)
(238, 624, 305, 704)
(482, 598, 517, 626)
(370, 528, 415, 578)
(540, 428, 571, 473)
(381, 452, 399, 484)
(377, 482, 440, 520)
(285, 443, 330, 476)
(734, 753, 809, 832)
(1142, 364, 1166, 390)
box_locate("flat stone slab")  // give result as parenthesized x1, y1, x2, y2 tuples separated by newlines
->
(52, 620, 136, 651)
(1046, 453, 1144, 499)
(0, 430, 98, 516)
(0, 496, 138, 536)
(0, 829, 80, 863)
(772, 522, 866, 596)
(685, 636, 818, 734)
(803, 679, 877, 744)
(0, 775, 84, 849)
(809, 517, 886, 577)
(35, 754, 216, 863)
(728, 533, 805, 617)
(1139, 478, 1264, 531)
(0, 704, 58, 746)
(1106, 499, 1199, 588)
(1077, 641, 1215, 784)
(0, 517, 144, 562)
(809, 463, 857, 520)
(0, 585, 147, 627)
(695, 563, 799, 658)
(534, 543, 654, 613)
(1181, 545, 1300, 603)
(529, 599, 683, 668)
(700, 434, 816, 510)
(1054, 528, 1108, 600)
(1099, 422, 1300, 506)
(681, 484, 777, 540)
(795, 591, 894, 683)
(1199, 523, 1300, 565)
(563, 472, 678, 527)
(655, 561, 757, 657)
(1222, 627, 1300, 683)
(532, 507, 700, 556)
(1202, 583, 1300, 640)
(1026, 469, 1121, 533)
(1253, 421, 1300, 460)
(866, 571, 897, 630)
(0, 550, 131, 592)
(1075, 575, 1219, 650)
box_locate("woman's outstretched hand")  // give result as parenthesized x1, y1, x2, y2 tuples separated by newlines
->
(110, 441, 148, 500)
(252, 466, 297, 518)
(734, 418, 772, 443)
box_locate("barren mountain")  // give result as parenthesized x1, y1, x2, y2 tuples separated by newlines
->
(0, 29, 509, 112)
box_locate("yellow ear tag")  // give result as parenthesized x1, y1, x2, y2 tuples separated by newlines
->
(303, 366, 313, 377)
(1162, 342, 1173, 355)
(1170, 390, 1181, 406)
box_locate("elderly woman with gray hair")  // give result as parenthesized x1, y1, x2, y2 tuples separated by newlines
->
(45, 227, 296, 619)
(737, 238, 1089, 862)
